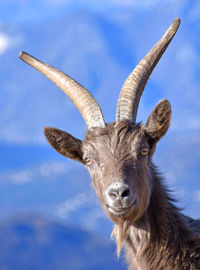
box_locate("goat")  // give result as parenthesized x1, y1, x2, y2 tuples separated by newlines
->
(19, 18, 200, 270)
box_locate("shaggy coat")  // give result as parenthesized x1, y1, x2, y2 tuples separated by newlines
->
(45, 121, 200, 270)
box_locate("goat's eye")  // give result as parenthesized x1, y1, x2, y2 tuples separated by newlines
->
(85, 158, 93, 166)
(140, 148, 149, 156)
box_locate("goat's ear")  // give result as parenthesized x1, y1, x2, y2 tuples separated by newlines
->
(44, 127, 83, 163)
(145, 99, 171, 142)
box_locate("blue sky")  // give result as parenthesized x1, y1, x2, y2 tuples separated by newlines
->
(0, 0, 200, 237)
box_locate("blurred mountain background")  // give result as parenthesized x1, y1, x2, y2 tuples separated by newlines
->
(0, 214, 124, 270)
(0, 0, 200, 269)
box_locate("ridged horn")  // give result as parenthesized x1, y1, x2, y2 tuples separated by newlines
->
(116, 17, 180, 124)
(19, 51, 105, 129)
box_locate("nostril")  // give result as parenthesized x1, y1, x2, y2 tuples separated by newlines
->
(108, 189, 118, 200)
(109, 193, 117, 200)
(121, 188, 130, 198)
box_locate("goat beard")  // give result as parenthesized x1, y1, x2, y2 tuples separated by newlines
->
(111, 219, 130, 257)
(110, 198, 149, 257)
(111, 210, 140, 257)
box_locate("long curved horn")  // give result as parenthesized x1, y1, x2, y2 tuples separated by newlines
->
(116, 17, 180, 124)
(19, 51, 105, 129)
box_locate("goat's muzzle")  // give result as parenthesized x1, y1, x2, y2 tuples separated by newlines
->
(105, 182, 137, 217)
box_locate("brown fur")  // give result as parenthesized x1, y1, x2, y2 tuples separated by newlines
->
(83, 122, 152, 256)
(45, 108, 200, 269)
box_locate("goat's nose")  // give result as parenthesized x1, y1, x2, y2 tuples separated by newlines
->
(107, 183, 130, 201)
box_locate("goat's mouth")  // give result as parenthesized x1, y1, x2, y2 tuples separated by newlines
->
(106, 199, 137, 217)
